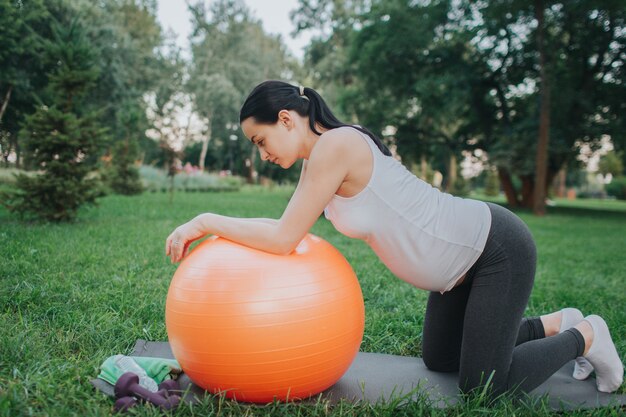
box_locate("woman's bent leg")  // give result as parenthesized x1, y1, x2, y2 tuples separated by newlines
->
(422, 283, 471, 372)
(459, 203, 584, 397)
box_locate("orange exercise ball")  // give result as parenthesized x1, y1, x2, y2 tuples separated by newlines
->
(165, 234, 365, 403)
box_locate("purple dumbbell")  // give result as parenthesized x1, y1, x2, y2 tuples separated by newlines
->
(114, 372, 181, 410)
(158, 379, 180, 396)
(113, 396, 137, 413)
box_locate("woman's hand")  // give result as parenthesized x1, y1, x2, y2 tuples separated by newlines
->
(165, 216, 208, 263)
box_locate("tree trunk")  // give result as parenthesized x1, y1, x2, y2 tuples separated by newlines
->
(199, 119, 211, 171)
(15, 139, 21, 169)
(1, 142, 8, 167)
(532, 0, 551, 216)
(497, 167, 519, 207)
(421, 155, 427, 181)
(0, 85, 12, 124)
(447, 153, 457, 192)
(521, 175, 535, 208)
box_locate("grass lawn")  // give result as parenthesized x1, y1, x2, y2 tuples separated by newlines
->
(1, 189, 625, 416)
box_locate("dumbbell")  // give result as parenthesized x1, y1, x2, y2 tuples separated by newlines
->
(112, 379, 181, 413)
(114, 372, 181, 410)
(113, 396, 137, 413)
(158, 379, 180, 397)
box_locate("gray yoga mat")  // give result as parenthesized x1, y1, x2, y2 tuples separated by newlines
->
(91, 339, 626, 411)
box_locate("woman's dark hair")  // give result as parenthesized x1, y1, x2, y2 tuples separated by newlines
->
(239, 80, 391, 156)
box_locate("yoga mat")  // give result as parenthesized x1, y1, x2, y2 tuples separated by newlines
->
(91, 339, 626, 410)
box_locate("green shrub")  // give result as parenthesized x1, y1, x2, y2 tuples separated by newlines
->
(139, 166, 242, 192)
(605, 176, 626, 200)
(484, 169, 500, 197)
(448, 175, 470, 197)
(104, 141, 143, 195)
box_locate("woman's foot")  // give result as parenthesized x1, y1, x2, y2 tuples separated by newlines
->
(560, 308, 594, 380)
(577, 315, 624, 393)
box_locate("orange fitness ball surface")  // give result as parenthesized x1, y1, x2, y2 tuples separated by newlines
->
(165, 234, 365, 403)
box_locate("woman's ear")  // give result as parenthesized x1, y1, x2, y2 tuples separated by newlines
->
(277, 110, 294, 130)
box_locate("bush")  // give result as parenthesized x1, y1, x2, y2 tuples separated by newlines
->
(106, 164, 143, 195)
(605, 176, 626, 200)
(2, 170, 105, 221)
(484, 169, 500, 197)
(139, 166, 242, 192)
(576, 190, 607, 199)
(104, 140, 143, 195)
(448, 175, 470, 197)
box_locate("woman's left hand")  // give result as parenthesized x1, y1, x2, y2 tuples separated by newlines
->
(165, 216, 207, 264)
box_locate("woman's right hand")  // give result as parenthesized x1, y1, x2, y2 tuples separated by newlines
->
(165, 216, 207, 264)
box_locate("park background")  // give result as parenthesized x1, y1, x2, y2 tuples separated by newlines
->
(0, 0, 624, 415)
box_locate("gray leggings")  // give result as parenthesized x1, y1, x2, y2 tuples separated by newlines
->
(422, 203, 585, 397)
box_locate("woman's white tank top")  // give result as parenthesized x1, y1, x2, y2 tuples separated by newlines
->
(323, 127, 492, 293)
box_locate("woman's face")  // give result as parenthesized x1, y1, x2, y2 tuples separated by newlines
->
(241, 110, 301, 169)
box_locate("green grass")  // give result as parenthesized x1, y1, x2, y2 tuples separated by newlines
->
(1, 190, 625, 416)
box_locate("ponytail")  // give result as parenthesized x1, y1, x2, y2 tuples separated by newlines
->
(240, 80, 391, 156)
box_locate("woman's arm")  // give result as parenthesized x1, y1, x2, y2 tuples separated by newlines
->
(166, 131, 349, 262)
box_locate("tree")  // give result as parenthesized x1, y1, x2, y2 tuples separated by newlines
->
(0, 0, 51, 167)
(1, 0, 167, 177)
(479, 0, 625, 209)
(297, 0, 625, 212)
(291, 0, 369, 115)
(187, 0, 295, 181)
(1, 16, 107, 221)
(78, 0, 163, 188)
(103, 99, 144, 195)
(144, 44, 188, 198)
(532, 0, 551, 215)
(343, 0, 491, 191)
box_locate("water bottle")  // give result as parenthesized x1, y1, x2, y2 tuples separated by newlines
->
(113, 355, 159, 392)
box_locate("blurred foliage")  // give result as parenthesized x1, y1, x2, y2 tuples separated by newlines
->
(1, 0, 623, 221)
(103, 140, 143, 195)
(599, 151, 624, 177)
(1, 15, 106, 221)
(295, 0, 625, 208)
(138, 165, 242, 193)
(0, 0, 177, 221)
(186, 0, 302, 183)
(484, 169, 501, 197)
(605, 176, 626, 200)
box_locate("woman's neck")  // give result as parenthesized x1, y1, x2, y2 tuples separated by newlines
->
(301, 123, 329, 160)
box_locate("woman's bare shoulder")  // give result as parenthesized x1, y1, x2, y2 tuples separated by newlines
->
(317, 126, 367, 152)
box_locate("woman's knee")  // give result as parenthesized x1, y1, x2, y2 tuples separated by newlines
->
(459, 366, 518, 401)
(458, 369, 505, 398)
(423, 351, 459, 372)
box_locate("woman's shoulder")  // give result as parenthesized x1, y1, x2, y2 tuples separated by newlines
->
(309, 126, 368, 169)
(319, 126, 366, 148)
